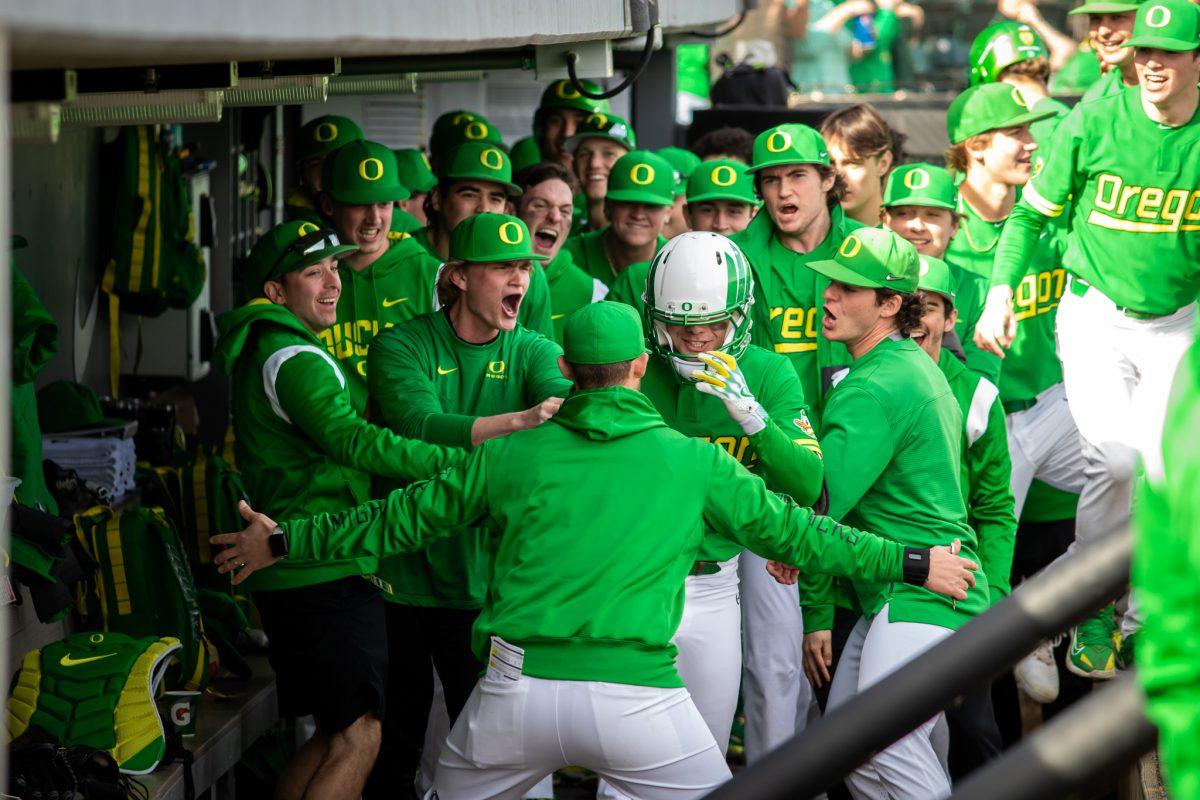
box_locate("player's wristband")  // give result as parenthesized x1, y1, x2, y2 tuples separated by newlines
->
(902, 547, 930, 586)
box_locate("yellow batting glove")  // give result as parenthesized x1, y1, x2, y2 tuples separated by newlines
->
(691, 350, 769, 435)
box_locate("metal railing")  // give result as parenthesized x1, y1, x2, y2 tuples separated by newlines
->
(704, 527, 1143, 800)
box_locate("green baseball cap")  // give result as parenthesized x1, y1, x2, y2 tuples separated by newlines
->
(686, 157, 759, 205)
(657, 147, 702, 195)
(439, 141, 522, 197)
(296, 115, 364, 163)
(947, 83, 1058, 143)
(882, 163, 959, 211)
(323, 140, 410, 204)
(605, 150, 676, 206)
(916, 254, 957, 303)
(562, 301, 646, 366)
(1125, 0, 1200, 50)
(808, 228, 921, 293)
(509, 136, 544, 175)
(1069, 0, 1145, 16)
(969, 22, 1049, 86)
(429, 110, 504, 162)
(566, 112, 637, 152)
(36, 380, 127, 434)
(538, 79, 611, 115)
(747, 124, 831, 173)
(243, 220, 358, 293)
(449, 213, 548, 264)
(393, 148, 436, 194)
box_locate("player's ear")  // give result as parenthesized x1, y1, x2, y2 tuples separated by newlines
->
(319, 193, 334, 217)
(558, 356, 574, 382)
(630, 352, 650, 382)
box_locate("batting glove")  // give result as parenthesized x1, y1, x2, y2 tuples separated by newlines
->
(692, 351, 769, 435)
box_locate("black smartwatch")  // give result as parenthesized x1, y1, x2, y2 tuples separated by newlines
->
(268, 526, 290, 559)
(902, 547, 930, 586)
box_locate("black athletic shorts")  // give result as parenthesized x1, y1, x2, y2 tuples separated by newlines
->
(254, 576, 386, 734)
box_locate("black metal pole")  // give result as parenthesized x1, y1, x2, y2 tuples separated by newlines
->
(704, 527, 1133, 800)
(951, 675, 1157, 800)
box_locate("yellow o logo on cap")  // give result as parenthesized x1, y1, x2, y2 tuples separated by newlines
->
(839, 234, 863, 259)
(464, 121, 489, 141)
(766, 130, 793, 153)
(1011, 87, 1029, 108)
(903, 168, 931, 191)
(1147, 4, 1172, 26)
(710, 165, 737, 186)
(480, 148, 504, 171)
(630, 163, 655, 185)
(314, 122, 338, 142)
(453, 112, 476, 125)
(297, 222, 319, 236)
(498, 221, 525, 245)
(358, 157, 385, 181)
(586, 112, 608, 128)
(555, 81, 581, 99)
(421, 152, 432, 169)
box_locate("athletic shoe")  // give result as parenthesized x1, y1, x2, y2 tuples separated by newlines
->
(1014, 639, 1060, 704)
(1118, 630, 1138, 670)
(1066, 606, 1119, 680)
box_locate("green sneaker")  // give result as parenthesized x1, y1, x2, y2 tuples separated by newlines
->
(1066, 606, 1119, 680)
(1118, 630, 1138, 670)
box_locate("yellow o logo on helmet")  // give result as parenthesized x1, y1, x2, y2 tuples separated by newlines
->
(314, 122, 338, 142)
(586, 112, 608, 129)
(480, 148, 504, 171)
(464, 121, 489, 141)
(839, 234, 863, 259)
(1011, 87, 1029, 108)
(630, 163, 655, 185)
(1147, 4, 1171, 26)
(710, 165, 737, 186)
(766, 130, 793, 153)
(297, 222, 319, 236)
(1018, 27, 1036, 45)
(555, 81, 581, 99)
(903, 168, 931, 191)
(358, 157, 385, 181)
(498, 221, 525, 245)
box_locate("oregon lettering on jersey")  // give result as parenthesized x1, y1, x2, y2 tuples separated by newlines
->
(769, 306, 820, 353)
(1013, 267, 1067, 322)
(1086, 174, 1200, 233)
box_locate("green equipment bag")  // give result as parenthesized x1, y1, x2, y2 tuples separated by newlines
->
(73, 506, 214, 692)
(6, 631, 180, 774)
(99, 125, 207, 394)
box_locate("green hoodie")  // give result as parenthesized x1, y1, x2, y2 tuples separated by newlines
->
(216, 299, 461, 592)
(1136, 338, 1200, 800)
(12, 262, 60, 513)
(283, 386, 908, 688)
(319, 235, 441, 413)
(410, 226, 556, 341)
(543, 249, 608, 344)
(731, 206, 860, 427)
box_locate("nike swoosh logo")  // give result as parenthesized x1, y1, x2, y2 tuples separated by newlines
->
(884, 274, 906, 282)
(437, 366, 458, 375)
(60, 653, 116, 667)
(382, 297, 409, 308)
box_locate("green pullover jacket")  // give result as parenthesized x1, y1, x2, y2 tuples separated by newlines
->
(215, 300, 460, 592)
(283, 386, 909, 688)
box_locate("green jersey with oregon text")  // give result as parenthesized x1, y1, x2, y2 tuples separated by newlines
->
(322, 235, 440, 413)
(366, 310, 572, 608)
(732, 207, 858, 426)
(994, 87, 1200, 314)
(640, 346, 825, 562)
(947, 197, 1069, 406)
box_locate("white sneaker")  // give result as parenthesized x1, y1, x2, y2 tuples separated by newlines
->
(1014, 639, 1060, 704)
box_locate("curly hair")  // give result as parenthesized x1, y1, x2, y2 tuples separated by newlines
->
(876, 288, 925, 337)
(944, 131, 996, 175)
(1001, 57, 1050, 83)
(692, 126, 755, 164)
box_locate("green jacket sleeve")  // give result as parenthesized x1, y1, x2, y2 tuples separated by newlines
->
(797, 384, 896, 631)
(285, 445, 491, 562)
(368, 325, 477, 449)
(274, 349, 462, 480)
(522, 333, 573, 406)
(966, 391, 1017, 603)
(520, 265, 556, 340)
(12, 263, 59, 384)
(993, 113, 1081, 290)
(753, 358, 825, 507)
(953, 272, 1002, 385)
(702, 445, 904, 583)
